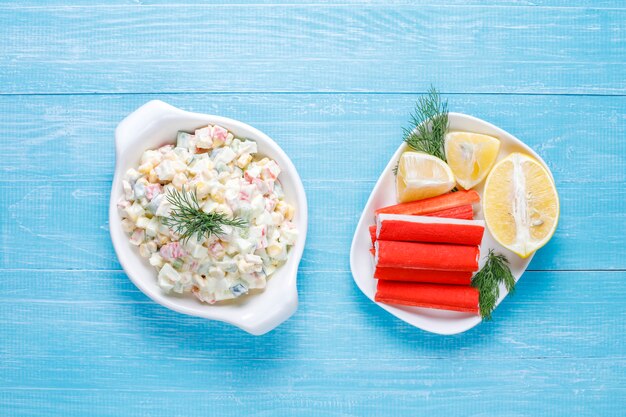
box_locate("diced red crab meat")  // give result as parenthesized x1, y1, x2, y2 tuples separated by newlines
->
(209, 242, 224, 257)
(212, 125, 228, 141)
(192, 287, 216, 304)
(262, 168, 275, 181)
(262, 161, 280, 180)
(145, 184, 162, 200)
(159, 242, 185, 260)
(253, 178, 269, 194)
(117, 200, 130, 210)
(265, 199, 277, 212)
(239, 189, 250, 202)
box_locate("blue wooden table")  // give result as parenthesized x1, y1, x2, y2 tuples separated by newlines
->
(1, 1, 624, 416)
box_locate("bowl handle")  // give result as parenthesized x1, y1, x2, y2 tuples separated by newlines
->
(115, 100, 181, 157)
(236, 283, 299, 336)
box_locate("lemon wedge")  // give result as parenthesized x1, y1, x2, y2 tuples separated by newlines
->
(445, 131, 501, 190)
(396, 151, 456, 203)
(483, 152, 559, 258)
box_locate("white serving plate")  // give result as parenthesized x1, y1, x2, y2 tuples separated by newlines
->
(350, 112, 554, 335)
(109, 100, 308, 335)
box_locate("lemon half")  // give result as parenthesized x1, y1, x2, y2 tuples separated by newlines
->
(483, 152, 559, 258)
(396, 151, 455, 203)
(445, 131, 501, 190)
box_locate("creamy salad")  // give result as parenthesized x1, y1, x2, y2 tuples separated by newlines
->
(118, 124, 297, 304)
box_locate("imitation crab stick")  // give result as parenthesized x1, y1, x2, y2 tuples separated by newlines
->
(376, 214, 485, 246)
(424, 204, 474, 220)
(374, 266, 473, 285)
(369, 225, 377, 246)
(375, 280, 479, 314)
(369, 204, 474, 247)
(375, 240, 480, 272)
(375, 190, 480, 216)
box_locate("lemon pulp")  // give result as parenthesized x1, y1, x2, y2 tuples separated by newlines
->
(445, 131, 501, 190)
(483, 152, 559, 258)
(396, 151, 456, 203)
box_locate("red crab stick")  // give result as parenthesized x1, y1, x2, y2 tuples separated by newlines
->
(374, 266, 473, 285)
(369, 204, 474, 247)
(375, 190, 480, 216)
(425, 204, 474, 220)
(375, 240, 480, 272)
(376, 214, 485, 246)
(375, 280, 479, 314)
(369, 225, 377, 246)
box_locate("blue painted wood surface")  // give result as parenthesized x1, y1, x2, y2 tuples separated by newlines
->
(0, 3, 624, 416)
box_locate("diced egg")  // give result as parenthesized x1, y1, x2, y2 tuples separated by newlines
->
(125, 202, 145, 222)
(155, 160, 176, 181)
(136, 216, 150, 229)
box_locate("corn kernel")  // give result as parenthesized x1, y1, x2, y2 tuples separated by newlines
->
(266, 245, 282, 258)
(158, 234, 169, 245)
(285, 204, 295, 221)
(212, 136, 225, 148)
(172, 173, 188, 190)
(196, 181, 210, 199)
(236, 154, 252, 169)
(138, 162, 153, 175)
(275, 201, 287, 216)
(210, 188, 225, 203)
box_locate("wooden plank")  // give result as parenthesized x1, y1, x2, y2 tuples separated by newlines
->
(0, 6, 624, 94)
(0, 93, 624, 184)
(1, 4, 623, 417)
(0, 359, 624, 416)
(3, 382, 625, 417)
(3, 270, 623, 306)
(0, 270, 623, 362)
(6, 270, 624, 305)
(0, 180, 624, 271)
(2, 1, 625, 7)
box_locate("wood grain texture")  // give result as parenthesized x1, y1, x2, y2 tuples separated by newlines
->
(0, 270, 624, 361)
(1, 180, 624, 271)
(2, 1, 626, 7)
(1, 94, 625, 183)
(1, 1, 625, 416)
(3, 382, 626, 417)
(1, 6, 624, 94)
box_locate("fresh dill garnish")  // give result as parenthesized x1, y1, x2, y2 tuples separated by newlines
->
(402, 86, 449, 161)
(162, 186, 246, 243)
(471, 250, 516, 320)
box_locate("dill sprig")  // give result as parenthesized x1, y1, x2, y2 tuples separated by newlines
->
(471, 250, 516, 320)
(402, 86, 449, 161)
(162, 187, 246, 243)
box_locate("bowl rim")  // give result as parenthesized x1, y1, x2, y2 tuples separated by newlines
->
(109, 100, 308, 335)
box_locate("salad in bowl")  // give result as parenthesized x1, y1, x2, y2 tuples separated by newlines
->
(110, 101, 307, 335)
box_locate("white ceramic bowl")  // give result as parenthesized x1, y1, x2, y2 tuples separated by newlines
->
(109, 100, 308, 335)
(350, 112, 555, 335)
